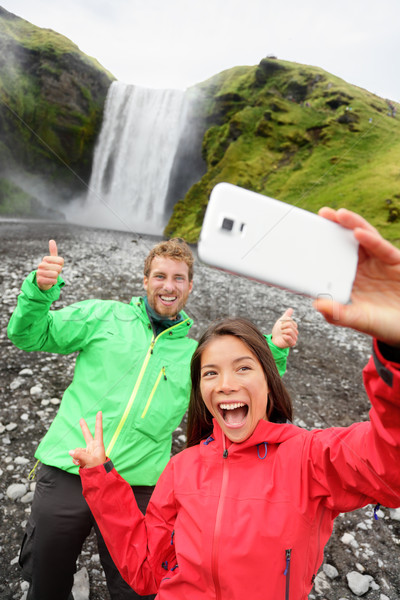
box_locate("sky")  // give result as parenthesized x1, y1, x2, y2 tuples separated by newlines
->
(1, 0, 399, 101)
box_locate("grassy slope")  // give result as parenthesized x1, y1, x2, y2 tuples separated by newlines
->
(0, 8, 114, 203)
(165, 59, 400, 245)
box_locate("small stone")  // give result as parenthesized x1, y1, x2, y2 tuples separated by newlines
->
(6, 422, 18, 431)
(90, 553, 100, 563)
(314, 571, 331, 594)
(15, 456, 29, 465)
(323, 563, 339, 579)
(346, 571, 373, 596)
(389, 507, 400, 521)
(10, 377, 25, 390)
(6, 483, 28, 500)
(71, 567, 89, 600)
(19, 368, 33, 377)
(341, 532, 355, 545)
(30, 385, 43, 396)
(21, 491, 35, 504)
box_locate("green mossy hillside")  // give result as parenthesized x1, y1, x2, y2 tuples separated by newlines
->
(165, 58, 400, 245)
(0, 6, 115, 209)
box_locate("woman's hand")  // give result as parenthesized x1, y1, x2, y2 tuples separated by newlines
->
(314, 208, 400, 346)
(69, 411, 107, 468)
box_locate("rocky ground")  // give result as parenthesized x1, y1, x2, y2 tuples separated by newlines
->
(1, 218, 399, 600)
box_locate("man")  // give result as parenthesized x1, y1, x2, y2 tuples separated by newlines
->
(7, 237, 298, 600)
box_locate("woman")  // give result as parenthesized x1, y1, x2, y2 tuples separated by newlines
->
(71, 207, 400, 599)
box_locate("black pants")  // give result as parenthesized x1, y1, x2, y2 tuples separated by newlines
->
(20, 464, 156, 600)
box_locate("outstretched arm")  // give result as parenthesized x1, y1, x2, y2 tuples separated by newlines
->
(314, 208, 400, 347)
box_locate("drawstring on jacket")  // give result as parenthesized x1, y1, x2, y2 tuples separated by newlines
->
(373, 503, 381, 520)
(257, 442, 268, 459)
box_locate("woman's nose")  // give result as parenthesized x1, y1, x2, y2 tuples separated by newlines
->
(216, 372, 238, 393)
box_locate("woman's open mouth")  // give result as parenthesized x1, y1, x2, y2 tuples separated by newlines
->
(219, 402, 249, 427)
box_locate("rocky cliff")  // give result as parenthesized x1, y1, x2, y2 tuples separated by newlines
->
(0, 7, 115, 215)
(165, 59, 400, 244)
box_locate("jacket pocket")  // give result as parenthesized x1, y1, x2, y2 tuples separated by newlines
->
(19, 519, 35, 582)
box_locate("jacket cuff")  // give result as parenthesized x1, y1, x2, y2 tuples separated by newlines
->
(103, 459, 114, 473)
(373, 339, 400, 388)
(22, 271, 65, 302)
(265, 334, 290, 357)
(377, 341, 400, 364)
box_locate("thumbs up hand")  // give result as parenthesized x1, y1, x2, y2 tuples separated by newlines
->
(271, 308, 298, 349)
(36, 240, 65, 291)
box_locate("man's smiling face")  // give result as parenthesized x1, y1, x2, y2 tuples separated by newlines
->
(143, 256, 193, 319)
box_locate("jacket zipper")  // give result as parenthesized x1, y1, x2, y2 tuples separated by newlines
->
(284, 548, 292, 600)
(140, 367, 166, 418)
(211, 438, 229, 600)
(106, 339, 155, 456)
(105, 319, 188, 457)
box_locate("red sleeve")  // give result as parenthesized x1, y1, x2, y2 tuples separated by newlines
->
(80, 459, 177, 595)
(306, 340, 400, 512)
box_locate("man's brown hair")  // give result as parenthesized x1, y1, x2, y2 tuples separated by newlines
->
(144, 238, 194, 280)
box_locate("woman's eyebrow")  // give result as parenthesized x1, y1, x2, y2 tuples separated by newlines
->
(200, 356, 256, 370)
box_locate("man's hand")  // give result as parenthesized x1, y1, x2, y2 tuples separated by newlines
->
(36, 240, 64, 291)
(69, 412, 107, 469)
(271, 308, 298, 348)
(314, 208, 400, 346)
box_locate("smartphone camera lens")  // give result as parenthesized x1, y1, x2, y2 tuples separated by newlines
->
(221, 217, 234, 232)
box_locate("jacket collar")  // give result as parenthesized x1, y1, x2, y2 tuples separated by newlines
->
(207, 417, 303, 455)
(129, 296, 193, 338)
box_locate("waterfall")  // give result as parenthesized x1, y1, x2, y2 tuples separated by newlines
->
(69, 82, 190, 235)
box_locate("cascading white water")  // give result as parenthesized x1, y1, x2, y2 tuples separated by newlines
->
(69, 81, 189, 234)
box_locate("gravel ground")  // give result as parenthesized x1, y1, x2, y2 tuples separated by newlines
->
(1, 218, 399, 600)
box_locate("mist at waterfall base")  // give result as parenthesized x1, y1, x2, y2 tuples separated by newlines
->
(64, 81, 205, 236)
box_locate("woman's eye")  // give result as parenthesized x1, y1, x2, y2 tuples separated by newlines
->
(202, 370, 216, 377)
(238, 365, 251, 372)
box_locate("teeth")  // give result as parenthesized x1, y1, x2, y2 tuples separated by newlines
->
(220, 402, 246, 410)
(161, 296, 176, 301)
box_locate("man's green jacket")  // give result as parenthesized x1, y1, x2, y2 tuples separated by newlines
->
(7, 272, 289, 485)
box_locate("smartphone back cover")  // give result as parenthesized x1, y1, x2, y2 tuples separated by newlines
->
(198, 183, 359, 304)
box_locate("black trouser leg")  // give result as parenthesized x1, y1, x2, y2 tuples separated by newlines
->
(20, 464, 156, 600)
(93, 485, 156, 600)
(20, 464, 92, 600)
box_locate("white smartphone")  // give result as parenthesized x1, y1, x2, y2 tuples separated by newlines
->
(198, 182, 359, 304)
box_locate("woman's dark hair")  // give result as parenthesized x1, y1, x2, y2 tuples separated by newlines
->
(186, 317, 293, 448)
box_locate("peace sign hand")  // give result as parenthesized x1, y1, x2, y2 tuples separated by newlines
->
(69, 411, 107, 468)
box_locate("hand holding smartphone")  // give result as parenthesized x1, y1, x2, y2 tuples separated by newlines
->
(198, 183, 359, 304)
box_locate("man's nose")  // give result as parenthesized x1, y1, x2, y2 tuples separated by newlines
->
(162, 278, 175, 292)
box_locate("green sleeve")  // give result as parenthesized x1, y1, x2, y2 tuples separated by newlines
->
(7, 271, 94, 354)
(265, 333, 289, 377)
